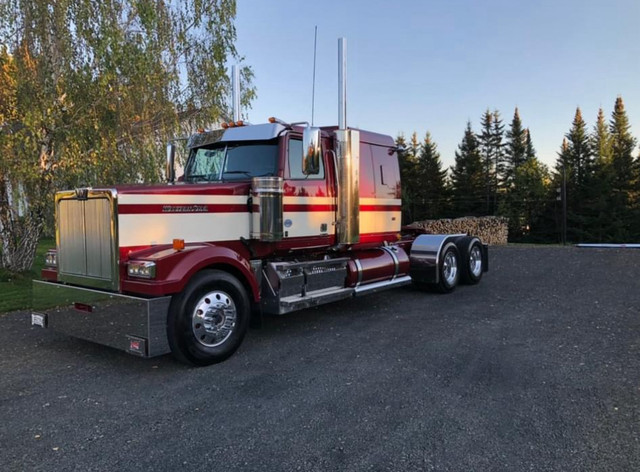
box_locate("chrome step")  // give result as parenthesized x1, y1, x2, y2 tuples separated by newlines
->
(354, 275, 412, 295)
(278, 287, 355, 314)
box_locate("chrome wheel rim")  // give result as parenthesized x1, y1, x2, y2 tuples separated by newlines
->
(191, 290, 237, 347)
(443, 251, 458, 286)
(469, 245, 483, 277)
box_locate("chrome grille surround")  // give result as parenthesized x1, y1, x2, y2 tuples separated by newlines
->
(55, 188, 119, 291)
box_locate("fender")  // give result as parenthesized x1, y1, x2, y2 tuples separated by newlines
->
(409, 233, 466, 284)
(121, 244, 260, 301)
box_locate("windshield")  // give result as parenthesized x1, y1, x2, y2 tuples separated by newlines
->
(185, 141, 279, 182)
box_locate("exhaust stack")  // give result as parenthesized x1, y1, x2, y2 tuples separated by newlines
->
(338, 38, 347, 130)
(335, 38, 360, 244)
(232, 65, 240, 122)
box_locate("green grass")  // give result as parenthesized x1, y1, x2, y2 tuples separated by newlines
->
(0, 239, 55, 314)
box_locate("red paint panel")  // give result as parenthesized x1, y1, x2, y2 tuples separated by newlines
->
(116, 182, 250, 196)
(118, 204, 248, 214)
(360, 205, 402, 212)
(345, 245, 410, 287)
(359, 232, 400, 245)
(283, 204, 335, 212)
(41, 268, 58, 282)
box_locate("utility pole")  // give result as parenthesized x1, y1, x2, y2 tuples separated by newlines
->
(556, 165, 567, 245)
(562, 165, 567, 245)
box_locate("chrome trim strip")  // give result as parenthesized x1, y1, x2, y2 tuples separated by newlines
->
(354, 275, 412, 295)
(381, 246, 399, 280)
(354, 258, 363, 287)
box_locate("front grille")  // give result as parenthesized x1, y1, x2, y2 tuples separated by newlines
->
(56, 189, 118, 290)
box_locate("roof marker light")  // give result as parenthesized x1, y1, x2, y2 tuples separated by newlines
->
(173, 239, 185, 251)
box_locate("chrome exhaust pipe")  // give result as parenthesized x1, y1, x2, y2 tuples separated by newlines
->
(232, 64, 240, 122)
(338, 38, 347, 130)
(335, 38, 359, 244)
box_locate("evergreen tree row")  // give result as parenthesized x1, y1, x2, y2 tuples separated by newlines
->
(396, 96, 639, 243)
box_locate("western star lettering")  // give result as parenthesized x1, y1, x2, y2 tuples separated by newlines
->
(162, 205, 209, 213)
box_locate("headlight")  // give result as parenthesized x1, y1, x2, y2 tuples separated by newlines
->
(127, 261, 156, 279)
(44, 250, 57, 268)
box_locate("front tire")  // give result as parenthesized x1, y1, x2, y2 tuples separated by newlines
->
(167, 270, 250, 366)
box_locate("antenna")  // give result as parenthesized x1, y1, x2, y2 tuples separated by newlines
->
(311, 26, 318, 126)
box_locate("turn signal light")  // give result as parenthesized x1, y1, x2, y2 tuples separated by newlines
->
(173, 239, 185, 251)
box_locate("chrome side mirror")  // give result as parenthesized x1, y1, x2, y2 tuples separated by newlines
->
(166, 142, 176, 184)
(302, 126, 321, 175)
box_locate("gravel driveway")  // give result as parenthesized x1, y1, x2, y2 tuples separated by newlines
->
(1, 246, 639, 471)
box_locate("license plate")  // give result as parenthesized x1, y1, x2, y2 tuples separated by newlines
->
(31, 313, 47, 328)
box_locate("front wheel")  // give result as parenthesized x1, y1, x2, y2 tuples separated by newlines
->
(167, 270, 250, 366)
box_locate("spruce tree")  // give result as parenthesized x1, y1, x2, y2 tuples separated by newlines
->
(501, 158, 550, 242)
(491, 110, 506, 208)
(608, 96, 637, 239)
(504, 107, 527, 186)
(396, 133, 419, 224)
(525, 129, 536, 160)
(478, 110, 495, 213)
(565, 108, 593, 186)
(561, 107, 593, 241)
(591, 107, 612, 165)
(416, 132, 448, 219)
(609, 96, 637, 192)
(450, 121, 484, 216)
(585, 108, 615, 242)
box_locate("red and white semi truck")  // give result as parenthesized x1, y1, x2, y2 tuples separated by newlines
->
(31, 39, 488, 365)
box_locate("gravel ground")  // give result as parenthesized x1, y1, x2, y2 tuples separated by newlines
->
(1, 246, 639, 471)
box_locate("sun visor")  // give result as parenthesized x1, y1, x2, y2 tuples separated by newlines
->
(220, 123, 286, 142)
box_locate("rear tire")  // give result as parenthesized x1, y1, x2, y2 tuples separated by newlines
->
(434, 242, 460, 293)
(167, 270, 250, 366)
(458, 237, 484, 285)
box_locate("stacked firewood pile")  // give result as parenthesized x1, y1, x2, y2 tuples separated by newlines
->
(407, 216, 509, 245)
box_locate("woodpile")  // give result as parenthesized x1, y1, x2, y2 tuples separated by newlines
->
(408, 216, 509, 245)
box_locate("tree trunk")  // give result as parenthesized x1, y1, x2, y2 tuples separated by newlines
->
(0, 177, 43, 272)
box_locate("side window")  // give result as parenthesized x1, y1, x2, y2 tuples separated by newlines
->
(288, 138, 324, 180)
(371, 144, 400, 198)
(359, 143, 375, 198)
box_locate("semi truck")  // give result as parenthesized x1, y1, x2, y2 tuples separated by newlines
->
(31, 39, 488, 366)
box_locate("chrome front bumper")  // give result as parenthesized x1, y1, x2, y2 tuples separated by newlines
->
(32, 280, 171, 358)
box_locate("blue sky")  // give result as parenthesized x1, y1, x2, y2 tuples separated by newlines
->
(234, 0, 640, 170)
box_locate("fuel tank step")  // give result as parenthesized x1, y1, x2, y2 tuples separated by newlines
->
(278, 287, 355, 314)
